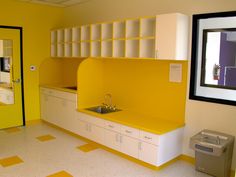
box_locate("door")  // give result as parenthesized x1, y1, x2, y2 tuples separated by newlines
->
(0, 27, 24, 129)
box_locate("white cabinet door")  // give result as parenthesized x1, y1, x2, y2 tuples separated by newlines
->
(41, 94, 60, 125)
(156, 13, 188, 60)
(40, 93, 49, 120)
(90, 124, 104, 144)
(139, 141, 158, 166)
(104, 129, 120, 151)
(76, 119, 90, 138)
(59, 99, 76, 131)
(120, 135, 139, 158)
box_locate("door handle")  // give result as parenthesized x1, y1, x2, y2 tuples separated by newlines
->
(12, 79, 21, 83)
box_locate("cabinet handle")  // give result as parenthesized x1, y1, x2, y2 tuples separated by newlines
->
(144, 136, 152, 140)
(120, 135, 123, 143)
(108, 125, 114, 128)
(125, 130, 132, 134)
(115, 134, 119, 142)
(86, 123, 91, 131)
(138, 142, 142, 150)
(155, 50, 158, 59)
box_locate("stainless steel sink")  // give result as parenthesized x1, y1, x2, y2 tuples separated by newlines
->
(85, 106, 121, 114)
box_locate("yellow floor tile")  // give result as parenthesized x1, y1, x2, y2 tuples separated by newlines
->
(77, 143, 99, 152)
(4, 127, 21, 133)
(36, 134, 56, 142)
(0, 155, 23, 167)
(46, 170, 73, 177)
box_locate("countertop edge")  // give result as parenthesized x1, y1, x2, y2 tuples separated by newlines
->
(39, 85, 77, 94)
(78, 109, 185, 135)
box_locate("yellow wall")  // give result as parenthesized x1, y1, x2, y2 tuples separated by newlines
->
(62, 0, 236, 26)
(77, 58, 105, 108)
(62, 0, 236, 168)
(0, 0, 64, 121)
(78, 58, 188, 124)
(39, 58, 83, 86)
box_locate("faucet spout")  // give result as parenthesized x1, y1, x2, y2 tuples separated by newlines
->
(104, 93, 113, 109)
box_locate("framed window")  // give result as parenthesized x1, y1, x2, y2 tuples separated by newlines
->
(190, 11, 236, 106)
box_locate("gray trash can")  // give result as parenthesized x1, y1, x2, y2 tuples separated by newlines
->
(190, 129, 234, 177)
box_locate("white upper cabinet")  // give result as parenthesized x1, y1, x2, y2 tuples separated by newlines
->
(50, 13, 188, 60)
(156, 13, 189, 60)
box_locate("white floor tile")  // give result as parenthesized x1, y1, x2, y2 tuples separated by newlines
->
(0, 123, 212, 177)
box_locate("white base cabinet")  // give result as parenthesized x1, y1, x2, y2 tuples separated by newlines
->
(40, 88, 184, 167)
(40, 87, 77, 132)
(104, 129, 121, 151)
(120, 135, 139, 159)
(139, 142, 158, 165)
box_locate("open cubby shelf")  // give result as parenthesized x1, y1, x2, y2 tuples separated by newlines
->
(51, 13, 188, 60)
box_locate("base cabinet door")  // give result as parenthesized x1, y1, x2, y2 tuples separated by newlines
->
(40, 93, 49, 120)
(76, 120, 90, 138)
(104, 129, 121, 151)
(59, 99, 76, 131)
(44, 95, 60, 125)
(139, 142, 158, 166)
(90, 124, 104, 144)
(120, 135, 139, 158)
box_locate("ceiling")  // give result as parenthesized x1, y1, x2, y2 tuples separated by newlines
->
(18, 0, 90, 7)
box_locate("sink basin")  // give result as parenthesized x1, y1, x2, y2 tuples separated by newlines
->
(85, 106, 121, 114)
(200, 131, 228, 146)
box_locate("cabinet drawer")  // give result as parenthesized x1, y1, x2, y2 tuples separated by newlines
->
(40, 87, 76, 102)
(77, 112, 104, 127)
(104, 120, 120, 132)
(120, 125, 139, 139)
(140, 130, 159, 145)
(40, 87, 53, 95)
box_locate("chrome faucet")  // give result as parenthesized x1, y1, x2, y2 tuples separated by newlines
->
(103, 93, 116, 110)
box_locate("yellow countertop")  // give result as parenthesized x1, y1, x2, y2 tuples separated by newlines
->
(40, 84, 77, 94)
(79, 109, 185, 135)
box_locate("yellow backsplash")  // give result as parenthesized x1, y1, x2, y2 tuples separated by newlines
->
(78, 58, 188, 124)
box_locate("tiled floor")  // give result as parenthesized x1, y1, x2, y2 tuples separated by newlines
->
(0, 122, 211, 177)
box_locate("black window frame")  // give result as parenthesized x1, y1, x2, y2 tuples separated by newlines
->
(189, 11, 236, 106)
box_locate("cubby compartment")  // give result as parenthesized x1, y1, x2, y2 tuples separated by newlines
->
(81, 25, 90, 41)
(91, 41, 101, 57)
(113, 40, 125, 57)
(141, 17, 156, 37)
(57, 29, 64, 43)
(51, 13, 188, 60)
(126, 19, 140, 38)
(51, 30, 57, 44)
(64, 28, 72, 42)
(72, 43, 80, 57)
(102, 23, 113, 40)
(101, 41, 112, 57)
(91, 24, 101, 41)
(81, 42, 90, 57)
(64, 43, 72, 57)
(50, 44, 57, 57)
(113, 21, 125, 39)
(72, 27, 80, 42)
(126, 39, 139, 58)
(140, 39, 155, 58)
(57, 43, 64, 57)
